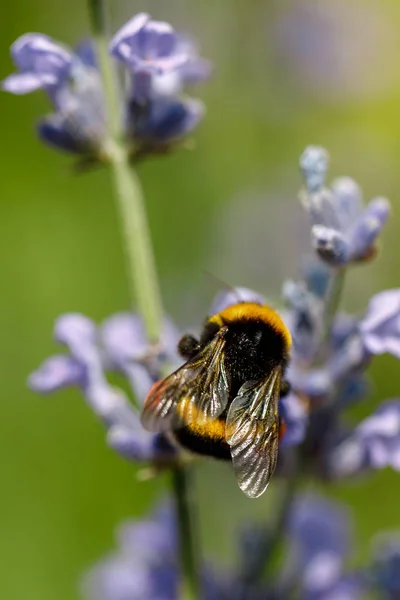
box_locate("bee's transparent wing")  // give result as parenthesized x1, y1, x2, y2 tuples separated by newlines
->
(141, 329, 230, 433)
(226, 367, 281, 498)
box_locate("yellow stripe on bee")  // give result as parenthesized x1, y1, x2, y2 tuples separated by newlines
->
(176, 400, 226, 440)
(210, 302, 291, 349)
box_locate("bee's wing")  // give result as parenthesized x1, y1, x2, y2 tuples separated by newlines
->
(226, 367, 281, 499)
(141, 330, 230, 433)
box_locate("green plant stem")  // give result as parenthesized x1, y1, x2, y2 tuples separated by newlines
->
(87, 0, 162, 342)
(171, 466, 202, 600)
(107, 144, 163, 343)
(88, 5, 202, 598)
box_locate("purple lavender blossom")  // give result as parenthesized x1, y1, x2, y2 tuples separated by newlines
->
(29, 312, 179, 465)
(2, 13, 210, 159)
(82, 502, 232, 600)
(300, 147, 390, 266)
(281, 494, 364, 600)
(83, 494, 366, 600)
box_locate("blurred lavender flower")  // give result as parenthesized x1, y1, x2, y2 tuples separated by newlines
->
(29, 312, 180, 466)
(82, 501, 231, 600)
(83, 493, 367, 600)
(281, 494, 364, 600)
(2, 34, 106, 155)
(2, 13, 210, 161)
(300, 146, 390, 266)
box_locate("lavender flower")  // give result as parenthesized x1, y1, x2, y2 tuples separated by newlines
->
(2, 33, 106, 154)
(300, 146, 390, 266)
(29, 312, 179, 466)
(82, 501, 230, 600)
(83, 493, 366, 600)
(281, 494, 364, 600)
(2, 13, 210, 160)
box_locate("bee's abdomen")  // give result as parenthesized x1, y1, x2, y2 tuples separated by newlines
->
(171, 421, 231, 460)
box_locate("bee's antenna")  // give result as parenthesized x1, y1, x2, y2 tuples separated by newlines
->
(202, 270, 244, 303)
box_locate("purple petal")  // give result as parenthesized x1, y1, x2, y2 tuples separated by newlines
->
(101, 313, 148, 365)
(85, 384, 139, 429)
(101, 312, 180, 369)
(331, 177, 363, 231)
(361, 289, 400, 331)
(360, 289, 400, 359)
(302, 188, 340, 229)
(82, 556, 150, 600)
(178, 57, 213, 85)
(117, 510, 176, 560)
(135, 96, 204, 143)
(122, 364, 154, 406)
(109, 13, 151, 62)
(2, 72, 54, 94)
(54, 313, 97, 352)
(107, 425, 159, 462)
(288, 494, 351, 561)
(28, 354, 85, 392)
(302, 551, 342, 594)
(75, 39, 97, 68)
(11, 33, 73, 72)
(209, 287, 266, 316)
(348, 196, 390, 262)
(331, 399, 400, 475)
(37, 115, 84, 153)
(358, 400, 400, 438)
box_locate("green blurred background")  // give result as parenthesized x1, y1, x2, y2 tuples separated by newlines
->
(1, 0, 400, 598)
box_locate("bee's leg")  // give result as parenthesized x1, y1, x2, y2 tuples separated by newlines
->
(280, 379, 291, 397)
(178, 334, 201, 360)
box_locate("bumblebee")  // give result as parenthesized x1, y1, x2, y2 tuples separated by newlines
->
(141, 301, 291, 498)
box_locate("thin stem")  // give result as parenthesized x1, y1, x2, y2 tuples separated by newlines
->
(171, 466, 202, 600)
(107, 144, 163, 343)
(87, 0, 162, 342)
(323, 267, 346, 340)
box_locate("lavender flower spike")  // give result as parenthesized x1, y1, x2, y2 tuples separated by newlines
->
(300, 149, 390, 266)
(282, 494, 365, 599)
(29, 312, 177, 466)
